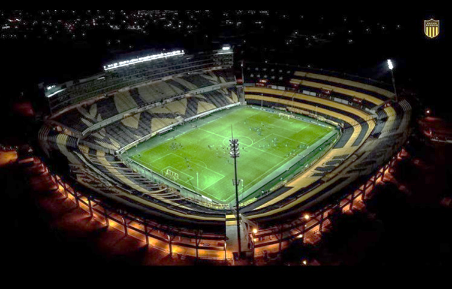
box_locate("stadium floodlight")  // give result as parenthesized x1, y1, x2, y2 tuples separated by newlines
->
(387, 59, 398, 103)
(387, 59, 394, 70)
(103, 50, 185, 71)
(218, 45, 233, 55)
(201, 195, 212, 202)
(46, 89, 66, 98)
(229, 139, 240, 158)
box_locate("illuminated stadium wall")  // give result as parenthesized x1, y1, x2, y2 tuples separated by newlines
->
(38, 50, 412, 259)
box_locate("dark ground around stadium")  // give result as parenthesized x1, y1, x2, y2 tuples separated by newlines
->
(1, 9, 451, 267)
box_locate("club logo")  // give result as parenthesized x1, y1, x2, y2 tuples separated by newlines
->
(425, 19, 440, 39)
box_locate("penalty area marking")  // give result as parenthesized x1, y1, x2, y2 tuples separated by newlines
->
(272, 133, 309, 146)
(164, 154, 226, 194)
(161, 166, 194, 183)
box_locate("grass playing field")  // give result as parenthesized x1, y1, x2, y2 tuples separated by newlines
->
(128, 106, 334, 204)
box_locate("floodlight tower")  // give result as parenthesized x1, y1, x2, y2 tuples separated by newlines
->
(387, 59, 398, 103)
(230, 131, 241, 257)
(241, 61, 245, 86)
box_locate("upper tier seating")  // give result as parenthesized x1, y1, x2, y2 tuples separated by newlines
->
(292, 71, 394, 102)
(52, 69, 236, 133)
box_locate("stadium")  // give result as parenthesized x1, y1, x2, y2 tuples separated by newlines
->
(35, 46, 412, 262)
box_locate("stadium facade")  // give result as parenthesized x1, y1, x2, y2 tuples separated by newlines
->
(38, 47, 412, 261)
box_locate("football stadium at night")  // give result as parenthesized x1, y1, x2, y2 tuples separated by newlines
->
(1, 10, 450, 267)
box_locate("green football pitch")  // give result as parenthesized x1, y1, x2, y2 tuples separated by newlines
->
(127, 106, 334, 204)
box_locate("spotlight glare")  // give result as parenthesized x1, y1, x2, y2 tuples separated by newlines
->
(387, 59, 394, 70)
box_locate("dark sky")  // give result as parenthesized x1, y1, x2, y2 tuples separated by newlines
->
(0, 9, 448, 116)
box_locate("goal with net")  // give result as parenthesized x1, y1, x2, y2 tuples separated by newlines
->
(165, 169, 179, 181)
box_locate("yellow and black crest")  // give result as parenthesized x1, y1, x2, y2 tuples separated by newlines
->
(424, 19, 440, 39)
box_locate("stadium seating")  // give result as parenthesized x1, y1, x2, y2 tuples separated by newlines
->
(51, 69, 236, 134)
(292, 71, 394, 102)
(40, 63, 411, 233)
(83, 88, 237, 151)
(239, 73, 410, 222)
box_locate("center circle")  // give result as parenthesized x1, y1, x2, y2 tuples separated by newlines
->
(222, 135, 254, 147)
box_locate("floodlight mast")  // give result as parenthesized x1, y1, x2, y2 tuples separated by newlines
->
(241, 60, 246, 88)
(387, 59, 398, 103)
(230, 127, 241, 258)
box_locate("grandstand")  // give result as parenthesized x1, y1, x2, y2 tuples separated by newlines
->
(38, 50, 412, 261)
